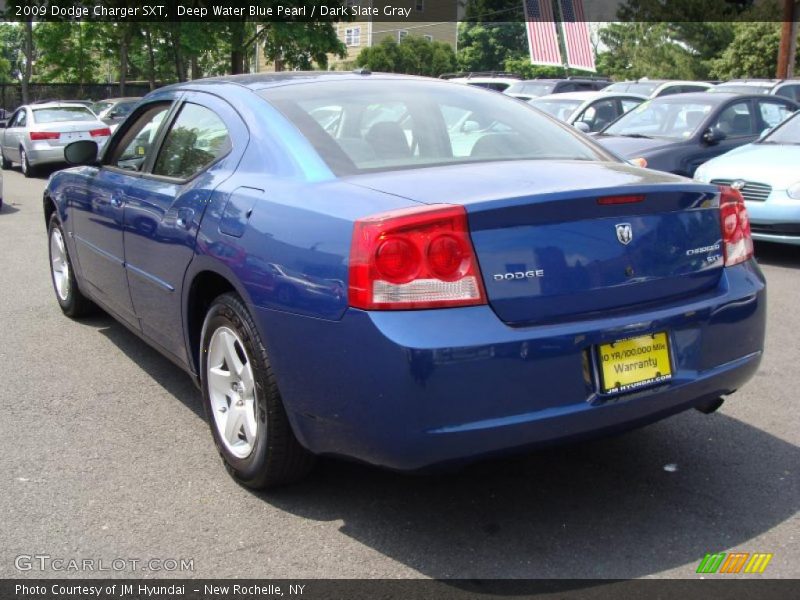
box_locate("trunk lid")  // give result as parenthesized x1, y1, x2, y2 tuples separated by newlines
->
(348, 160, 724, 325)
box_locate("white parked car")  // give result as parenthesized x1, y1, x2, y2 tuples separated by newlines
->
(529, 91, 647, 132)
(604, 79, 712, 98)
(0, 102, 111, 177)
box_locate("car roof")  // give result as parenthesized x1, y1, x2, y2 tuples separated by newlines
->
(159, 71, 433, 93)
(25, 102, 94, 109)
(531, 91, 647, 102)
(98, 97, 142, 102)
(647, 91, 772, 103)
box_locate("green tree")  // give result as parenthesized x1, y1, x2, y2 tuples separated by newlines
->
(596, 22, 707, 80)
(457, 0, 526, 72)
(261, 22, 346, 71)
(356, 36, 456, 77)
(710, 21, 799, 79)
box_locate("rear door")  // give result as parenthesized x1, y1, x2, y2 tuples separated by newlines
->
(122, 92, 247, 363)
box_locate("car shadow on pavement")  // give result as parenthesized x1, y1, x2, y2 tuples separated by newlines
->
(92, 312, 798, 580)
(90, 313, 204, 420)
(754, 241, 800, 268)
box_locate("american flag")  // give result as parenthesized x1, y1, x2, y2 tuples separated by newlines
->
(523, 0, 562, 67)
(559, 0, 596, 72)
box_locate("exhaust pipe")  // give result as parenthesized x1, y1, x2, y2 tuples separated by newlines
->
(695, 397, 725, 414)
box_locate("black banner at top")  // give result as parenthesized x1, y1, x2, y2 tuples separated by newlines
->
(0, 0, 790, 23)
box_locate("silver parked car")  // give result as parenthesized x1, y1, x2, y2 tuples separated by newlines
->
(0, 102, 111, 177)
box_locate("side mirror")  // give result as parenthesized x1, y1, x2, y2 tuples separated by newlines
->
(703, 126, 727, 145)
(64, 140, 99, 166)
(573, 121, 591, 133)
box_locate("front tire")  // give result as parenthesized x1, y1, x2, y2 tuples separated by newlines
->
(48, 213, 96, 317)
(200, 292, 314, 489)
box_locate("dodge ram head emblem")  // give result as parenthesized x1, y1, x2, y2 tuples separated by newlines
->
(615, 223, 633, 245)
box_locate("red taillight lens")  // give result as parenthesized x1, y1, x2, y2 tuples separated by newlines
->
(90, 127, 111, 137)
(349, 204, 487, 310)
(30, 131, 60, 140)
(719, 185, 753, 267)
(597, 194, 645, 205)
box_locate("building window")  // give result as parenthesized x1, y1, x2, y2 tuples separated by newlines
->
(345, 27, 361, 47)
(398, 30, 408, 42)
(415, 0, 424, 11)
(424, 35, 433, 42)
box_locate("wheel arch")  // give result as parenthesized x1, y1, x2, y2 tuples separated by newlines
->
(183, 265, 253, 377)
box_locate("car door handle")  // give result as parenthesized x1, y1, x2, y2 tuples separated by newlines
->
(109, 192, 123, 208)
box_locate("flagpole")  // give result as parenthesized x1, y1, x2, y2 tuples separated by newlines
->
(552, 0, 570, 77)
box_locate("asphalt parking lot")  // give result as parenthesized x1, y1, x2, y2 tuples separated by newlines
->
(0, 167, 797, 580)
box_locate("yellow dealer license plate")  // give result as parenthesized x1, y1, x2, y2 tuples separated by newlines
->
(598, 332, 672, 394)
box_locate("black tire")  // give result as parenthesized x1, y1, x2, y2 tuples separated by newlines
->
(48, 213, 96, 318)
(20, 147, 35, 178)
(0, 149, 10, 170)
(200, 292, 315, 489)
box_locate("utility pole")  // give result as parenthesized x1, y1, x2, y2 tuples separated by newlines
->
(776, 0, 798, 78)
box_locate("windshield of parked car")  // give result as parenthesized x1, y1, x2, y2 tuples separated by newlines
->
(605, 82, 659, 96)
(760, 111, 800, 144)
(261, 79, 609, 175)
(528, 98, 582, 121)
(602, 99, 714, 139)
(33, 107, 96, 123)
(504, 82, 555, 97)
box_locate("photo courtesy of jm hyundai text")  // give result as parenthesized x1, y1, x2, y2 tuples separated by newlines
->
(42, 72, 765, 489)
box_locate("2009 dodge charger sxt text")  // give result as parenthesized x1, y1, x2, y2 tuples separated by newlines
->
(43, 72, 765, 488)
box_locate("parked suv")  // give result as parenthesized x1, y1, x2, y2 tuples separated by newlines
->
(712, 79, 800, 103)
(504, 77, 611, 101)
(604, 79, 712, 98)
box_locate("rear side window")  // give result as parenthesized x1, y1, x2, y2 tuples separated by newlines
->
(33, 107, 96, 123)
(775, 85, 800, 103)
(153, 103, 231, 179)
(262, 79, 607, 175)
(757, 100, 794, 128)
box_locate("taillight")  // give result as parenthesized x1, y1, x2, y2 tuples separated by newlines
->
(90, 127, 111, 137)
(349, 204, 486, 310)
(597, 194, 645, 205)
(719, 185, 753, 267)
(30, 131, 60, 141)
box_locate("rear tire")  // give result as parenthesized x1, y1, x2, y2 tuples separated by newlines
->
(0, 149, 10, 170)
(200, 292, 315, 489)
(48, 213, 96, 318)
(20, 147, 35, 178)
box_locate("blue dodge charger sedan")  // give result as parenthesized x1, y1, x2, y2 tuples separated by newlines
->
(44, 72, 765, 488)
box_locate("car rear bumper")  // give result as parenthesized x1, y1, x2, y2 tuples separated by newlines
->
(252, 261, 766, 471)
(26, 145, 66, 166)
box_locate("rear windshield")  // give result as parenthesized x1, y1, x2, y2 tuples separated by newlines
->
(605, 82, 660, 96)
(260, 79, 608, 176)
(33, 107, 96, 123)
(529, 98, 583, 120)
(505, 82, 555, 97)
(712, 84, 771, 95)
